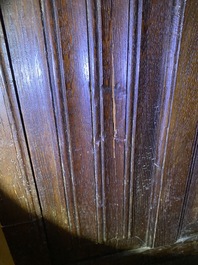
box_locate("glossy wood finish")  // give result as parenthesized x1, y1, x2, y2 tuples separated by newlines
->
(154, 0, 198, 246)
(133, 0, 185, 247)
(0, 0, 198, 264)
(0, 16, 51, 265)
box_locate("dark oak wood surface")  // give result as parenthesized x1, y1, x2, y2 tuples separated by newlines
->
(0, 0, 197, 264)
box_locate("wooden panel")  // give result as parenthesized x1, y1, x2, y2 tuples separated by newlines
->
(1, 0, 198, 264)
(86, 0, 105, 243)
(40, 0, 81, 241)
(177, 0, 198, 240)
(52, 0, 97, 241)
(0, 20, 41, 226)
(133, 0, 185, 247)
(41, 0, 137, 248)
(0, 0, 72, 263)
(1, 0, 69, 226)
(154, 0, 198, 247)
(40, 0, 112, 262)
(123, 0, 142, 245)
(1, 0, 69, 229)
(0, 17, 50, 265)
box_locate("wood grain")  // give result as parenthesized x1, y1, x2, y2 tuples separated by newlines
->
(144, 0, 186, 247)
(86, 0, 105, 243)
(154, 0, 198, 247)
(101, 0, 129, 243)
(128, 0, 186, 248)
(0, 0, 72, 262)
(1, 0, 198, 264)
(0, 18, 41, 226)
(124, 0, 142, 244)
(179, 128, 198, 239)
(0, 12, 51, 265)
(53, 0, 98, 242)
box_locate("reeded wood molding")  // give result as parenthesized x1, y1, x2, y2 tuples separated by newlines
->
(124, 0, 143, 239)
(146, 0, 186, 247)
(40, 0, 99, 248)
(1, 0, 198, 264)
(153, 0, 198, 247)
(86, 0, 105, 243)
(40, 0, 80, 237)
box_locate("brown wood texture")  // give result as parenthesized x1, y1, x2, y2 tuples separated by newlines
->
(0, 0, 198, 264)
(133, 0, 185, 247)
(153, 0, 198, 247)
(175, 0, 198, 241)
(180, 128, 198, 238)
(0, 15, 51, 265)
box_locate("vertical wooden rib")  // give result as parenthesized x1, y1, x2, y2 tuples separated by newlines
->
(126, 0, 143, 239)
(154, 0, 198, 246)
(54, 0, 98, 243)
(126, 0, 186, 248)
(40, 0, 80, 237)
(85, 0, 104, 243)
(123, 0, 133, 240)
(146, 0, 186, 247)
(101, 0, 129, 245)
(96, 0, 106, 242)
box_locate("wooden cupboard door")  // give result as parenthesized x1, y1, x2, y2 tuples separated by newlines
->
(0, 0, 197, 264)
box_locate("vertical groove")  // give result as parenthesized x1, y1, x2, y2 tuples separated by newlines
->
(177, 126, 198, 239)
(85, 0, 101, 243)
(52, 0, 80, 236)
(123, 0, 143, 239)
(96, 0, 106, 242)
(147, 0, 186, 247)
(39, 0, 72, 232)
(0, 7, 51, 260)
(111, 52, 117, 159)
(123, 0, 133, 239)
(41, 0, 80, 236)
(127, 0, 143, 239)
(111, 46, 118, 239)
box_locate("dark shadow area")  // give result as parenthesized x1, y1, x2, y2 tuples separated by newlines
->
(0, 188, 117, 265)
(1, 188, 198, 265)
